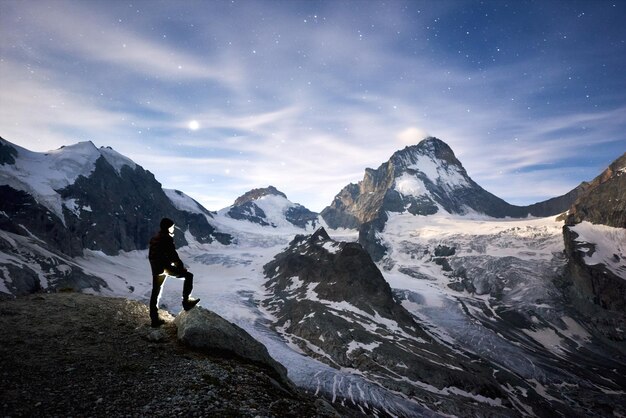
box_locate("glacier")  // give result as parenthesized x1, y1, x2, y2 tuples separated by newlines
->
(56, 208, 624, 416)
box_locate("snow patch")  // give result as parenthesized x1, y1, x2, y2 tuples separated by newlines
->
(406, 154, 470, 189)
(164, 188, 204, 215)
(570, 222, 626, 280)
(346, 341, 381, 356)
(395, 173, 427, 197)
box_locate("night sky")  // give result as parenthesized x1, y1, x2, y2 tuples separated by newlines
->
(1, 0, 625, 211)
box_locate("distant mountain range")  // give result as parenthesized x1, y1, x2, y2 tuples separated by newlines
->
(1, 134, 625, 417)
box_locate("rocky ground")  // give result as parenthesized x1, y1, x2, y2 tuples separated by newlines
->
(0, 293, 346, 417)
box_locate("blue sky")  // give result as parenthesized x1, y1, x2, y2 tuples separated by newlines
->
(1, 0, 625, 211)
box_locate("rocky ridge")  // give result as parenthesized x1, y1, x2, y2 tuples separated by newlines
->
(561, 152, 626, 318)
(0, 293, 345, 417)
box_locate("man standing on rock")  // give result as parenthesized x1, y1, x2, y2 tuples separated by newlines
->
(148, 217, 200, 327)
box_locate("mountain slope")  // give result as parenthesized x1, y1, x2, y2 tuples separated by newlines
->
(2, 135, 625, 417)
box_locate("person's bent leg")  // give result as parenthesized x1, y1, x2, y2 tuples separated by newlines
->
(181, 271, 200, 310)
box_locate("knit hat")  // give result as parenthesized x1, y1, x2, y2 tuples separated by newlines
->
(160, 217, 175, 231)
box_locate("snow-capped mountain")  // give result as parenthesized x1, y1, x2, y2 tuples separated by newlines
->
(0, 137, 230, 255)
(321, 137, 582, 260)
(222, 186, 319, 229)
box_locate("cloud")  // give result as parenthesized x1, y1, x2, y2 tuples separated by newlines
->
(397, 127, 429, 145)
(1, 1, 242, 87)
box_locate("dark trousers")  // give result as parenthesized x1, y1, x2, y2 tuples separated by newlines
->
(149, 266, 194, 320)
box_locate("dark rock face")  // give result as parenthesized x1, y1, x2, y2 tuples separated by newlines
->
(261, 228, 548, 417)
(0, 185, 84, 256)
(566, 153, 626, 228)
(562, 227, 626, 314)
(0, 227, 109, 298)
(284, 205, 318, 229)
(561, 153, 626, 318)
(322, 137, 584, 260)
(561, 154, 626, 322)
(227, 201, 271, 226)
(58, 156, 231, 255)
(0, 138, 18, 165)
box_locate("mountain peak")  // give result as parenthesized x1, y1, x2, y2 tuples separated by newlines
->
(233, 186, 287, 206)
(225, 186, 318, 229)
(391, 136, 461, 172)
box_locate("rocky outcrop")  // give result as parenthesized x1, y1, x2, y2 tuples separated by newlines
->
(174, 306, 291, 387)
(0, 227, 110, 298)
(261, 228, 550, 417)
(562, 227, 626, 314)
(285, 205, 319, 229)
(0, 185, 84, 256)
(0, 138, 18, 164)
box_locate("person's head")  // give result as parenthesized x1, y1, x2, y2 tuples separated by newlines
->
(160, 218, 175, 235)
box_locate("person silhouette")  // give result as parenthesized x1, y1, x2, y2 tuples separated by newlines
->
(148, 217, 200, 327)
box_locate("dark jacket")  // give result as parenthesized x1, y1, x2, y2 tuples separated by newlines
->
(148, 230, 183, 276)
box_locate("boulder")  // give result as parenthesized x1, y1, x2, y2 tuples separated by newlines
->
(174, 307, 291, 388)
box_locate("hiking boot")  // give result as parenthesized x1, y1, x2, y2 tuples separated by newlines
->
(182, 297, 200, 311)
(151, 317, 166, 328)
